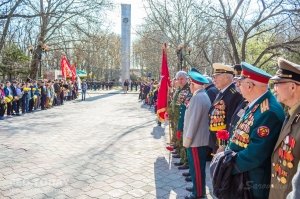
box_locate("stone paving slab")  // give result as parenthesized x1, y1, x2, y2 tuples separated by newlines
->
(0, 92, 216, 199)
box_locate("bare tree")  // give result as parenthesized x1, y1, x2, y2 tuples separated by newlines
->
(0, 0, 23, 54)
(208, 0, 300, 67)
(13, 0, 112, 79)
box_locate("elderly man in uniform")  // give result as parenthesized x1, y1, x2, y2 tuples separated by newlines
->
(268, 58, 300, 199)
(227, 62, 285, 199)
(183, 68, 211, 199)
(167, 71, 191, 167)
(208, 63, 244, 153)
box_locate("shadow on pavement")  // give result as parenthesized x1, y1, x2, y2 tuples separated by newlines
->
(151, 126, 165, 139)
(84, 91, 121, 102)
(154, 156, 172, 199)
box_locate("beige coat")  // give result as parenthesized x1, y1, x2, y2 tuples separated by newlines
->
(269, 105, 300, 199)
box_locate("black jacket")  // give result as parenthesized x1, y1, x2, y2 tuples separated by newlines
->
(210, 150, 253, 199)
(205, 84, 219, 103)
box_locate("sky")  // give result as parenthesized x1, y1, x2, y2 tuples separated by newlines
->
(105, 0, 147, 40)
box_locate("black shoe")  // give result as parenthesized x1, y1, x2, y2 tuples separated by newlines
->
(182, 172, 190, 177)
(174, 162, 183, 166)
(178, 165, 189, 170)
(186, 187, 193, 192)
(172, 154, 180, 158)
(185, 194, 197, 199)
(185, 176, 192, 182)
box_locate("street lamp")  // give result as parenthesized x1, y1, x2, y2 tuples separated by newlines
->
(176, 44, 184, 71)
(28, 43, 49, 80)
(176, 44, 192, 71)
(39, 43, 49, 79)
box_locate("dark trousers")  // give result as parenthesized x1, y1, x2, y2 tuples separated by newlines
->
(29, 98, 34, 112)
(6, 102, 12, 115)
(0, 103, 5, 117)
(82, 90, 86, 101)
(13, 100, 20, 114)
(21, 96, 27, 113)
(60, 92, 64, 105)
(40, 94, 46, 110)
(187, 146, 207, 198)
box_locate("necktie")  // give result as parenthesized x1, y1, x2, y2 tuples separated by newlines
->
(214, 92, 223, 104)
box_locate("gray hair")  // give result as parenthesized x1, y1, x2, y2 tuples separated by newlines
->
(175, 71, 187, 79)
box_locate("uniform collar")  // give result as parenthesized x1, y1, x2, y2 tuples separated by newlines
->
(288, 101, 300, 116)
(220, 82, 233, 93)
(248, 90, 268, 109)
(193, 88, 205, 96)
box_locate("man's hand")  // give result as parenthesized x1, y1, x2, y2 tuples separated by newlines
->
(164, 112, 169, 120)
(216, 146, 225, 153)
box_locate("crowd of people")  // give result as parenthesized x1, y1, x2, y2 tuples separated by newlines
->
(87, 80, 115, 91)
(160, 58, 300, 199)
(0, 79, 80, 120)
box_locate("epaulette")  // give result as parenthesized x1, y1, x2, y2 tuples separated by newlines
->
(230, 88, 236, 94)
(294, 113, 300, 124)
(260, 99, 269, 113)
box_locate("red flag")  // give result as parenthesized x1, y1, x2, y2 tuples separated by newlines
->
(70, 64, 77, 82)
(60, 56, 72, 79)
(157, 43, 170, 122)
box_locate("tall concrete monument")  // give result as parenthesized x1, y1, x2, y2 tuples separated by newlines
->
(121, 4, 131, 84)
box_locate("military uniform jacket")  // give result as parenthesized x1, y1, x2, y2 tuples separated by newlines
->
(169, 83, 191, 126)
(228, 91, 285, 199)
(177, 93, 192, 132)
(208, 83, 243, 150)
(269, 105, 300, 199)
(208, 83, 243, 132)
(183, 89, 211, 147)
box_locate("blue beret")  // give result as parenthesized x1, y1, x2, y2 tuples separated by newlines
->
(188, 68, 209, 84)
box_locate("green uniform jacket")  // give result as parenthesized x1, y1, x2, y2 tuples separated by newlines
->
(269, 105, 300, 199)
(228, 91, 285, 199)
(177, 93, 192, 132)
(171, 83, 191, 131)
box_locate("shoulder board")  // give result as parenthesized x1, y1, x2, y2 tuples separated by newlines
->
(294, 113, 300, 124)
(260, 99, 269, 113)
(230, 88, 236, 94)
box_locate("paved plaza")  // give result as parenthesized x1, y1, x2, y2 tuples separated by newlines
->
(0, 91, 215, 199)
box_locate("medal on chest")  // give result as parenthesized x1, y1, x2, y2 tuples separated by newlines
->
(273, 134, 296, 184)
(209, 100, 226, 131)
(230, 104, 259, 149)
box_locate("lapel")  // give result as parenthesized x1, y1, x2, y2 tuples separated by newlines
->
(274, 105, 300, 150)
(213, 83, 234, 105)
(241, 91, 270, 121)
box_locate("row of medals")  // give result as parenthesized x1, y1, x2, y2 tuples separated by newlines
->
(210, 101, 226, 127)
(231, 112, 254, 148)
(273, 135, 296, 184)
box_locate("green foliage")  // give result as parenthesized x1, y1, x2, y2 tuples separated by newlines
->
(0, 44, 30, 80)
(243, 34, 277, 74)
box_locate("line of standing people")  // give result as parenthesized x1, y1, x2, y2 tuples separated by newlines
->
(164, 58, 300, 199)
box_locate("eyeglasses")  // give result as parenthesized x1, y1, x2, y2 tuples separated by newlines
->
(212, 74, 223, 78)
(236, 80, 254, 87)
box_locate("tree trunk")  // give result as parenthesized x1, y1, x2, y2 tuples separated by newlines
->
(226, 20, 240, 64)
(0, 0, 22, 54)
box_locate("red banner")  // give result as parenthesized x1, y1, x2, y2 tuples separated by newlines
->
(60, 56, 73, 80)
(156, 43, 170, 122)
(70, 64, 77, 82)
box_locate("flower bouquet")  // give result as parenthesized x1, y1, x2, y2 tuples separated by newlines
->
(216, 130, 230, 146)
